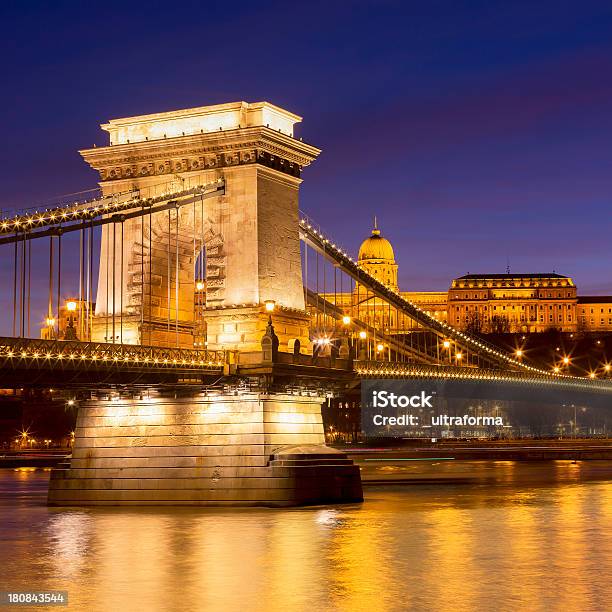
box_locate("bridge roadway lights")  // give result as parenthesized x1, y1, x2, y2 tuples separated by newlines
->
(47, 389, 363, 506)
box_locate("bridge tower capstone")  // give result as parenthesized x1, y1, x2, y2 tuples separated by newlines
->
(80, 101, 319, 353)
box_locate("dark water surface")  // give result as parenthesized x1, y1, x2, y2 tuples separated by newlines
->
(1, 461, 610, 611)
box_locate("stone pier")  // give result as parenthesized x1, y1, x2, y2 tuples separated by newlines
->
(48, 392, 362, 506)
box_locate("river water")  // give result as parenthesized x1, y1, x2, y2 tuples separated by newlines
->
(0, 461, 610, 611)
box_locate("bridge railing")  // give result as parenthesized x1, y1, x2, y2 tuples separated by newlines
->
(0, 180, 225, 244)
(0, 337, 227, 372)
(355, 360, 612, 391)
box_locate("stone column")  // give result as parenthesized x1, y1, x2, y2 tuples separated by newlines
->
(80, 101, 319, 352)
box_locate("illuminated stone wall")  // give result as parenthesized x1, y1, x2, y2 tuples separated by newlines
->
(48, 392, 362, 506)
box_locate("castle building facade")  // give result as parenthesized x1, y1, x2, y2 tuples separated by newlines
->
(325, 223, 612, 336)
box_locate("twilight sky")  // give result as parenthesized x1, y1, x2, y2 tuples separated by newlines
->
(1, 0, 612, 294)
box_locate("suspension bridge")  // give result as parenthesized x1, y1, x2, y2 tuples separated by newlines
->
(0, 100, 609, 506)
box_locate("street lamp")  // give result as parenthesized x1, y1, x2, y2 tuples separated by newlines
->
(195, 280, 205, 292)
(64, 300, 79, 340)
(46, 316, 56, 340)
(264, 300, 276, 312)
(442, 339, 451, 364)
(515, 349, 523, 358)
(563, 356, 570, 365)
(455, 352, 463, 362)
(359, 331, 367, 340)
(342, 315, 351, 326)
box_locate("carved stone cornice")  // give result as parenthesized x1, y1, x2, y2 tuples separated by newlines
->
(80, 126, 321, 182)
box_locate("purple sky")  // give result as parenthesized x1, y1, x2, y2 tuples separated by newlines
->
(1, 0, 611, 296)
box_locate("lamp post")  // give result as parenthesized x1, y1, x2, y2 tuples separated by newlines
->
(358, 330, 367, 360)
(46, 316, 56, 340)
(64, 300, 78, 341)
(443, 339, 451, 364)
(194, 281, 206, 347)
(573, 406, 587, 438)
(340, 315, 351, 358)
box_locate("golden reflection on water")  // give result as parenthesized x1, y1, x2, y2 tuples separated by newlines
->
(0, 462, 610, 612)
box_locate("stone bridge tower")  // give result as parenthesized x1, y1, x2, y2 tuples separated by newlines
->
(80, 101, 320, 352)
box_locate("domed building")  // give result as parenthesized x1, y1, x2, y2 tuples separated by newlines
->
(318, 220, 449, 337)
(357, 219, 398, 291)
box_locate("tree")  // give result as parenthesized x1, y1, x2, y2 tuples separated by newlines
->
(465, 311, 483, 335)
(490, 315, 510, 334)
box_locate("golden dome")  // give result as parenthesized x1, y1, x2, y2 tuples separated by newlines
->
(358, 221, 395, 262)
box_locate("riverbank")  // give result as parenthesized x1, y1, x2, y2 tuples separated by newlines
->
(341, 438, 612, 462)
(1, 439, 610, 470)
(0, 451, 69, 468)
